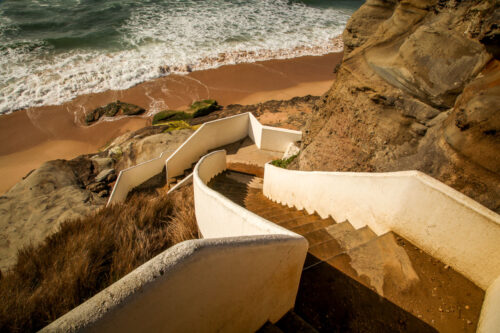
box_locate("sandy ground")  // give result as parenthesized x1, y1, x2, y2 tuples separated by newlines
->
(0, 52, 342, 193)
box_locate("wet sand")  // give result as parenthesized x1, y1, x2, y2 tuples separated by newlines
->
(0, 52, 342, 193)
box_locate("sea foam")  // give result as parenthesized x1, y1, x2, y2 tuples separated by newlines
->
(0, 0, 357, 114)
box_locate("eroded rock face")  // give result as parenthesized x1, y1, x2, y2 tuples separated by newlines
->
(0, 160, 106, 271)
(300, 0, 500, 213)
(0, 126, 193, 271)
(367, 25, 491, 108)
(106, 126, 194, 171)
(444, 60, 500, 174)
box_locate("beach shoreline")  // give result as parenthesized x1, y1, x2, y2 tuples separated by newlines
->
(0, 52, 342, 193)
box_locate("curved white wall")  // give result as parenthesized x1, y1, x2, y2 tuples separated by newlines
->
(194, 150, 302, 239)
(478, 276, 500, 333)
(263, 164, 500, 290)
(108, 152, 169, 204)
(44, 151, 308, 333)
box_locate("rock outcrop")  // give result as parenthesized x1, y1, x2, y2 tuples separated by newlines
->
(0, 126, 193, 271)
(85, 100, 145, 125)
(299, 0, 500, 213)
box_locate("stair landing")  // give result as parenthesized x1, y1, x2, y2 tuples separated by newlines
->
(209, 170, 485, 333)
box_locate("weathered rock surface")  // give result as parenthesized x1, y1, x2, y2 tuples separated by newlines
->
(191, 95, 320, 131)
(299, 0, 500, 213)
(85, 100, 145, 125)
(0, 126, 193, 271)
(0, 159, 106, 271)
(106, 126, 194, 171)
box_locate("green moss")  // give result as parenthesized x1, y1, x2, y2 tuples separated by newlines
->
(270, 154, 298, 169)
(163, 120, 195, 132)
(191, 99, 220, 118)
(85, 101, 145, 125)
(152, 110, 192, 125)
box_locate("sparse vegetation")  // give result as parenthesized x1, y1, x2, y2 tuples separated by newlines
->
(152, 110, 192, 125)
(163, 120, 199, 132)
(271, 154, 298, 169)
(191, 99, 220, 118)
(152, 99, 220, 125)
(0, 186, 198, 332)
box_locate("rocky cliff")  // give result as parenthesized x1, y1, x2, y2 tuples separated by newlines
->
(299, 0, 500, 213)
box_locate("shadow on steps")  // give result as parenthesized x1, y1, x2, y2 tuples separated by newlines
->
(295, 255, 438, 333)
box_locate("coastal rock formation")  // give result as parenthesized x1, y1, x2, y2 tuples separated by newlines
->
(85, 101, 145, 125)
(299, 0, 500, 213)
(191, 95, 320, 131)
(0, 127, 192, 271)
(105, 126, 194, 171)
(0, 159, 106, 271)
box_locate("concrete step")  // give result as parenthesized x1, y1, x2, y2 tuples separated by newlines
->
(210, 183, 248, 192)
(280, 215, 324, 230)
(257, 322, 283, 333)
(327, 233, 419, 296)
(275, 311, 319, 333)
(291, 219, 335, 235)
(304, 223, 376, 267)
(258, 209, 305, 220)
(308, 238, 344, 261)
(325, 224, 377, 251)
(321, 232, 485, 332)
(302, 229, 335, 247)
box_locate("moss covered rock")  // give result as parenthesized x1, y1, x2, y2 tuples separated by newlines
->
(191, 99, 220, 118)
(85, 101, 145, 125)
(152, 110, 192, 125)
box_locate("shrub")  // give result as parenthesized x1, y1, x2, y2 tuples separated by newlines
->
(270, 154, 298, 169)
(0, 186, 197, 332)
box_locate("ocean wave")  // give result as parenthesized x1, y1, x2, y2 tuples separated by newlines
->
(0, 0, 359, 114)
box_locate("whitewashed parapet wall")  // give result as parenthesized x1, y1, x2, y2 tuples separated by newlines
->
(42, 150, 308, 333)
(107, 113, 301, 205)
(263, 163, 500, 333)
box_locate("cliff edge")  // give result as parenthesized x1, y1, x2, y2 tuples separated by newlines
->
(299, 0, 500, 213)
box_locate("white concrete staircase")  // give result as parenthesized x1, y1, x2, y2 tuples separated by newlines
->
(209, 170, 487, 332)
(43, 116, 500, 333)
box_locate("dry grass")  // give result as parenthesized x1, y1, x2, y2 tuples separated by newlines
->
(0, 186, 197, 332)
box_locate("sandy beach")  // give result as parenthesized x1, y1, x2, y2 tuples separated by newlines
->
(0, 52, 341, 193)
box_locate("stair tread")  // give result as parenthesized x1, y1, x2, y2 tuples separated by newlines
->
(322, 232, 484, 332)
(280, 215, 324, 229)
(251, 206, 301, 217)
(257, 322, 283, 333)
(275, 311, 319, 333)
(303, 229, 335, 247)
(291, 219, 335, 235)
(325, 224, 377, 251)
(259, 210, 304, 221)
(308, 238, 344, 261)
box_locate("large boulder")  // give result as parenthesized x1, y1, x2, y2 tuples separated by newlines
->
(0, 160, 106, 271)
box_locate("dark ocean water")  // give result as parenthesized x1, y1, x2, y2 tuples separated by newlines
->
(0, 0, 363, 113)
